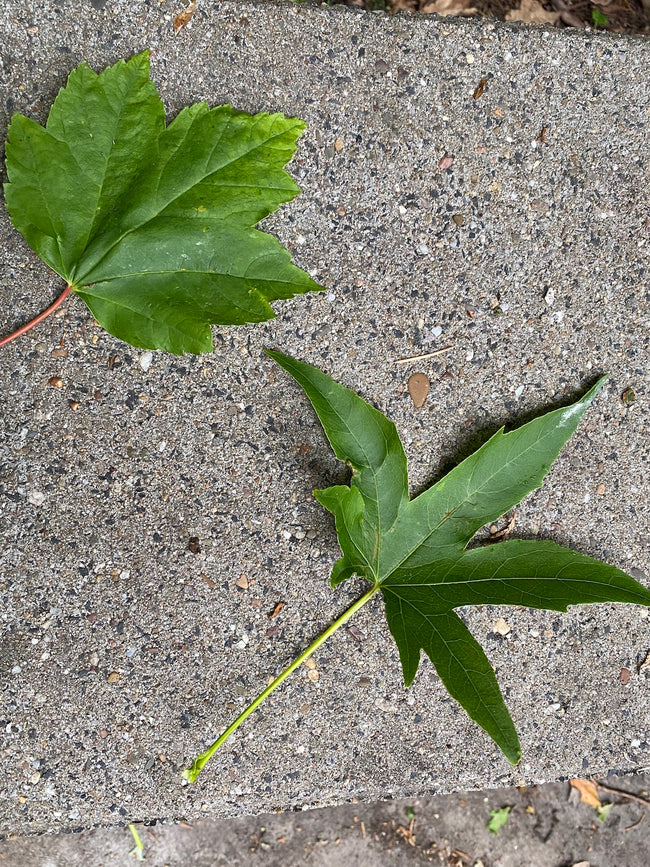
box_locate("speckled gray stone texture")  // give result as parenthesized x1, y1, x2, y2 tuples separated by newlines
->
(1, 0, 649, 837)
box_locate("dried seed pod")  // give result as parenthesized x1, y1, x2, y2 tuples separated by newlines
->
(408, 372, 430, 408)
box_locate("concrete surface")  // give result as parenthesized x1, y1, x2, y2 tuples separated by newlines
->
(1, 0, 650, 838)
(2, 773, 650, 865)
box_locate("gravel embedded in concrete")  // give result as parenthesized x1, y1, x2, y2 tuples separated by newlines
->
(1, 0, 649, 836)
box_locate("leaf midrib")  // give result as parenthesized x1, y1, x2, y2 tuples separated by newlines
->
(377, 424, 566, 584)
(383, 572, 618, 592)
(318, 398, 388, 579)
(77, 281, 258, 319)
(389, 594, 506, 731)
(78, 266, 299, 285)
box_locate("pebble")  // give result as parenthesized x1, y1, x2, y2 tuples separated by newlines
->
(622, 387, 636, 405)
(27, 491, 45, 506)
(139, 351, 153, 372)
(107, 672, 120, 683)
(493, 618, 511, 636)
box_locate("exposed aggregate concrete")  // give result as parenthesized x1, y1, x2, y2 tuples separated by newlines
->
(1, 0, 649, 836)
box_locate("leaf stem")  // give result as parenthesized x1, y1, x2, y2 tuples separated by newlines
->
(182, 583, 379, 783)
(0, 284, 72, 348)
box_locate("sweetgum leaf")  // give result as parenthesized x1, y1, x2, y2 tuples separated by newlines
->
(268, 351, 650, 764)
(4, 51, 320, 354)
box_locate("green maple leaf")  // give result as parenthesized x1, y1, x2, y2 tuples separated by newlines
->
(183, 353, 650, 781)
(3, 52, 320, 354)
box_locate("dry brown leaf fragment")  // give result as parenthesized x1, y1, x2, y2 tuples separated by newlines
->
(506, 0, 560, 24)
(346, 624, 366, 642)
(473, 77, 488, 99)
(174, 0, 196, 34)
(488, 512, 517, 542)
(268, 601, 284, 619)
(421, 0, 478, 16)
(395, 819, 417, 845)
(569, 779, 602, 808)
(390, 0, 418, 12)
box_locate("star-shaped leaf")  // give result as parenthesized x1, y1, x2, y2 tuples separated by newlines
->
(3, 52, 320, 353)
(266, 352, 650, 764)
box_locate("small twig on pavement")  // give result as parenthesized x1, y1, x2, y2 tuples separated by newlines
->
(393, 346, 452, 364)
(596, 781, 650, 810)
(625, 812, 646, 832)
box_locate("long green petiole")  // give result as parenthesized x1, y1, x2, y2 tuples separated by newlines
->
(182, 583, 379, 782)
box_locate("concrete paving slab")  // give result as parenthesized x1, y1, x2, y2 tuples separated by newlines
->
(1, 0, 649, 837)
